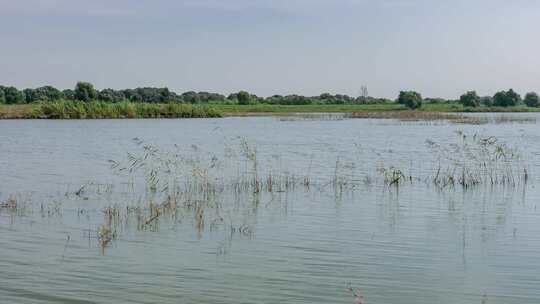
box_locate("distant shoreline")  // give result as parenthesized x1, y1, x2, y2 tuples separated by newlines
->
(1, 102, 539, 120)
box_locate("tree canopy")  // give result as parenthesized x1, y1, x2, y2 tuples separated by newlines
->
(493, 89, 521, 107)
(459, 91, 480, 107)
(3, 86, 24, 104)
(0, 86, 5, 104)
(398, 91, 423, 109)
(236, 91, 253, 105)
(524, 92, 539, 107)
(74, 82, 98, 102)
(0, 82, 537, 109)
(24, 86, 64, 103)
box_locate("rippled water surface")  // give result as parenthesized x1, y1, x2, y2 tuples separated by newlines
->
(1, 115, 540, 304)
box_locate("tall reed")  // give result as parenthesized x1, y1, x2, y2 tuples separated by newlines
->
(29, 100, 222, 119)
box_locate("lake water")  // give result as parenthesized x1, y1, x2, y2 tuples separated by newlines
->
(1, 115, 540, 304)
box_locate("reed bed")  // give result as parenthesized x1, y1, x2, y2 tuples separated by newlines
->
(426, 131, 529, 188)
(15, 101, 222, 119)
(0, 196, 19, 210)
(0, 195, 33, 217)
(378, 166, 411, 186)
(0, 104, 34, 119)
(108, 134, 529, 203)
(3, 133, 529, 252)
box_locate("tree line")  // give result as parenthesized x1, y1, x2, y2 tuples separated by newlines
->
(397, 89, 539, 109)
(0, 82, 390, 105)
(0, 82, 538, 108)
(0, 82, 225, 104)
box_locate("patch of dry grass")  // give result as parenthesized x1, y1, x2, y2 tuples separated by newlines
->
(0, 104, 36, 119)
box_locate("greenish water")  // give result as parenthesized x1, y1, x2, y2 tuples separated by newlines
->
(1, 115, 540, 303)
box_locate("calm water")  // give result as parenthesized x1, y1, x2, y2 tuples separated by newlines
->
(1, 115, 540, 304)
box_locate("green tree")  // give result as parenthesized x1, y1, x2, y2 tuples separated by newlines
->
(319, 93, 335, 104)
(24, 86, 64, 102)
(98, 89, 115, 102)
(181, 91, 201, 103)
(397, 91, 422, 109)
(459, 91, 480, 107)
(3, 86, 24, 104)
(98, 88, 125, 103)
(40, 86, 63, 101)
(0, 86, 6, 104)
(493, 89, 520, 107)
(74, 82, 97, 102)
(63, 89, 75, 100)
(480, 96, 493, 107)
(23, 88, 35, 103)
(237, 91, 252, 105)
(524, 92, 540, 107)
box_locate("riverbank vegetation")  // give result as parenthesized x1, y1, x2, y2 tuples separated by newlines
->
(0, 101, 222, 119)
(1, 82, 539, 119)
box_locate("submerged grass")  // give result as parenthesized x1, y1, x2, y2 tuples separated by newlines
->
(427, 131, 529, 188)
(351, 111, 466, 121)
(109, 133, 527, 208)
(0, 196, 19, 209)
(0, 195, 32, 216)
(350, 111, 537, 124)
(2, 134, 531, 252)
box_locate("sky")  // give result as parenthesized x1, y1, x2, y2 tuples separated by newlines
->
(1, 0, 539, 98)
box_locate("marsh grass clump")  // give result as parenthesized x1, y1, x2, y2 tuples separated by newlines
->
(427, 131, 529, 188)
(331, 158, 361, 193)
(0, 195, 31, 216)
(240, 138, 261, 193)
(94, 133, 532, 251)
(101, 138, 324, 248)
(378, 166, 409, 186)
(0, 196, 18, 209)
(98, 206, 121, 251)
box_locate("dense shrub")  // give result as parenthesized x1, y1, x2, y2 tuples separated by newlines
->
(32, 101, 222, 119)
(493, 89, 520, 107)
(74, 82, 98, 102)
(459, 91, 480, 107)
(397, 91, 423, 109)
(524, 92, 539, 107)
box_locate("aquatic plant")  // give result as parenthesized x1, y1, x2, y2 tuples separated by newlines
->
(91, 133, 533, 251)
(98, 206, 120, 252)
(0, 196, 18, 209)
(0, 195, 31, 216)
(347, 283, 366, 304)
(426, 131, 529, 188)
(378, 166, 408, 186)
(240, 138, 261, 193)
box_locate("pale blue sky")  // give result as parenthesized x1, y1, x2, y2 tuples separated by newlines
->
(1, 0, 539, 98)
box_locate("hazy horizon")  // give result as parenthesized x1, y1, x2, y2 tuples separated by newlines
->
(1, 0, 539, 99)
